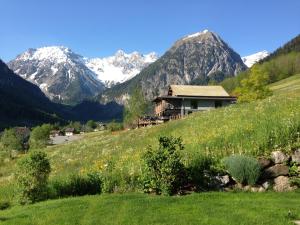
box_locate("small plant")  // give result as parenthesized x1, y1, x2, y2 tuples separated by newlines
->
(223, 155, 261, 186)
(289, 162, 299, 177)
(0, 201, 10, 210)
(107, 121, 123, 132)
(16, 150, 51, 204)
(142, 136, 187, 195)
(51, 172, 102, 198)
(186, 154, 219, 191)
(290, 178, 300, 187)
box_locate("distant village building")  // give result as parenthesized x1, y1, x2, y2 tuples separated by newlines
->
(65, 128, 75, 136)
(50, 130, 63, 138)
(153, 85, 236, 119)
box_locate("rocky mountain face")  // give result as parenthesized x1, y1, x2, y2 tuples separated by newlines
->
(8, 46, 104, 104)
(242, 50, 269, 67)
(8, 47, 158, 104)
(86, 50, 158, 87)
(102, 30, 247, 103)
(0, 59, 123, 129)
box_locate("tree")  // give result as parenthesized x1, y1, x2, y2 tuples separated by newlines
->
(67, 121, 82, 133)
(234, 65, 272, 103)
(29, 124, 52, 149)
(86, 120, 97, 130)
(0, 128, 23, 158)
(123, 87, 147, 128)
(17, 150, 51, 204)
(142, 136, 187, 195)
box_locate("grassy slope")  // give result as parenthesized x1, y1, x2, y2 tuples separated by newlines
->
(269, 74, 300, 94)
(40, 75, 300, 175)
(1, 75, 300, 188)
(1, 74, 300, 225)
(1, 192, 300, 225)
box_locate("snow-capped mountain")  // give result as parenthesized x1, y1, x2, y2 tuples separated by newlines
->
(8, 46, 158, 104)
(8, 46, 104, 104)
(242, 50, 269, 67)
(102, 29, 247, 103)
(85, 50, 158, 87)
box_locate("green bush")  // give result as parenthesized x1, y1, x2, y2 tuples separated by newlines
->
(0, 128, 23, 158)
(0, 201, 10, 210)
(29, 124, 52, 149)
(16, 150, 51, 204)
(107, 121, 123, 132)
(51, 172, 102, 198)
(186, 154, 220, 191)
(142, 136, 187, 195)
(100, 160, 140, 193)
(223, 155, 261, 185)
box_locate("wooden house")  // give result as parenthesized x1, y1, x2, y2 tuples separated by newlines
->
(65, 128, 75, 136)
(153, 85, 236, 118)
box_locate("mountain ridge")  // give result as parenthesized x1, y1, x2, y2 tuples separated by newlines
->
(8, 47, 158, 104)
(101, 30, 247, 103)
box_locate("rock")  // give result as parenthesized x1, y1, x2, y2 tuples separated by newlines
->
(262, 181, 271, 190)
(271, 151, 289, 164)
(273, 176, 295, 192)
(243, 185, 251, 191)
(264, 164, 289, 178)
(258, 186, 266, 192)
(250, 186, 260, 192)
(215, 175, 231, 186)
(292, 149, 300, 165)
(258, 157, 272, 168)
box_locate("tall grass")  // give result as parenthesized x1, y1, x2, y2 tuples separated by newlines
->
(1, 76, 300, 194)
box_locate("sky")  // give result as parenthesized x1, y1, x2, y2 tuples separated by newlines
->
(0, 0, 299, 62)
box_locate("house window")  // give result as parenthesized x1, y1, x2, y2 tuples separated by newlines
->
(191, 100, 198, 109)
(215, 100, 222, 108)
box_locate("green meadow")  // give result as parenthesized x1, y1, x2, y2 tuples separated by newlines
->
(1, 74, 300, 224)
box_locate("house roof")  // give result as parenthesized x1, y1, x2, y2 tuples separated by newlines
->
(169, 85, 230, 97)
(65, 128, 75, 132)
(153, 95, 237, 102)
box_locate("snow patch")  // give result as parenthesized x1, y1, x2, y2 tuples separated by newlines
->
(183, 29, 210, 40)
(242, 50, 269, 67)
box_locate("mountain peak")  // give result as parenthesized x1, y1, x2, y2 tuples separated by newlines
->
(17, 46, 76, 64)
(242, 50, 269, 67)
(183, 29, 213, 40)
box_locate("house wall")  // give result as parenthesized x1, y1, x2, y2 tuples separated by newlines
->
(182, 99, 232, 115)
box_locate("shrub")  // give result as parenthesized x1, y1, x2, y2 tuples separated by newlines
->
(107, 121, 123, 132)
(100, 160, 140, 193)
(0, 201, 10, 210)
(0, 128, 23, 158)
(29, 124, 52, 149)
(223, 155, 261, 185)
(186, 154, 220, 191)
(16, 150, 51, 204)
(51, 172, 102, 198)
(142, 136, 187, 195)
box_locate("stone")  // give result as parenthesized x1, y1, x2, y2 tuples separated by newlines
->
(258, 157, 272, 169)
(262, 181, 271, 190)
(215, 175, 230, 186)
(258, 186, 266, 192)
(243, 185, 251, 191)
(264, 164, 289, 178)
(291, 149, 300, 165)
(271, 151, 289, 164)
(250, 186, 260, 192)
(273, 176, 295, 192)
